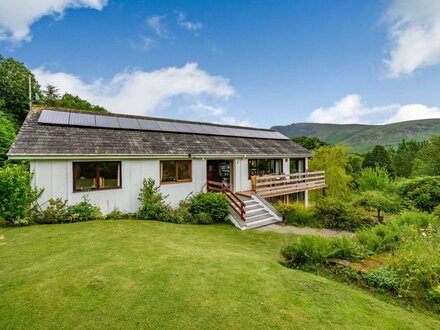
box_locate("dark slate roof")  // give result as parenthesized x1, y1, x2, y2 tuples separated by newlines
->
(8, 108, 312, 158)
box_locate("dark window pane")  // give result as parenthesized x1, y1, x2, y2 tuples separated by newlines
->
(177, 161, 191, 181)
(75, 163, 97, 190)
(99, 162, 120, 188)
(161, 161, 177, 182)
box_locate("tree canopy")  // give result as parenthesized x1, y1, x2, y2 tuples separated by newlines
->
(291, 136, 329, 150)
(0, 56, 41, 123)
(362, 145, 395, 176)
(412, 136, 440, 177)
(309, 145, 352, 201)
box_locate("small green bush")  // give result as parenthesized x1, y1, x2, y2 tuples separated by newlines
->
(398, 176, 440, 212)
(64, 197, 101, 222)
(106, 208, 130, 220)
(0, 164, 43, 224)
(137, 178, 171, 221)
(37, 198, 67, 224)
(313, 197, 374, 231)
(353, 190, 402, 222)
(281, 235, 335, 268)
(275, 202, 315, 226)
(363, 267, 401, 292)
(357, 167, 396, 193)
(192, 212, 214, 224)
(434, 205, 440, 218)
(168, 203, 192, 224)
(187, 192, 229, 223)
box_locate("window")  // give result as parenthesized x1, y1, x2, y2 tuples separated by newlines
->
(73, 162, 121, 191)
(248, 159, 282, 179)
(160, 160, 192, 183)
(290, 158, 305, 173)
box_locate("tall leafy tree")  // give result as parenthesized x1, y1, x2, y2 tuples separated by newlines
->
(291, 136, 329, 150)
(362, 145, 395, 177)
(392, 139, 427, 177)
(412, 136, 440, 176)
(0, 55, 41, 123)
(54, 93, 107, 113)
(0, 100, 16, 166)
(309, 145, 352, 201)
(43, 84, 60, 106)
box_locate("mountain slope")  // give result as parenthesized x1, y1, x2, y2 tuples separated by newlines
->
(272, 119, 440, 153)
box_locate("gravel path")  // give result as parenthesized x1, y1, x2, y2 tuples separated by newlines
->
(257, 224, 355, 238)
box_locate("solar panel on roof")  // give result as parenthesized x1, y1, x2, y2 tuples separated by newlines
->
(173, 122, 193, 133)
(188, 124, 211, 135)
(69, 112, 96, 127)
(38, 110, 70, 125)
(36, 110, 287, 140)
(156, 121, 177, 131)
(118, 117, 141, 130)
(95, 115, 120, 128)
(138, 119, 160, 131)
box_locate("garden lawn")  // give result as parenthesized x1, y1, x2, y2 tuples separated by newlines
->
(1, 221, 439, 329)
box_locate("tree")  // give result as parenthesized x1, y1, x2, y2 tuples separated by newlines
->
(392, 139, 427, 177)
(308, 145, 352, 201)
(346, 154, 364, 188)
(362, 145, 395, 177)
(43, 84, 60, 106)
(54, 93, 107, 113)
(412, 136, 440, 176)
(291, 136, 329, 150)
(354, 190, 401, 222)
(0, 56, 41, 123)
(357, 167, 396, 193)
(0, 101, 16, 166)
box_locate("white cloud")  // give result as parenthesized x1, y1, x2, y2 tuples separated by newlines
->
(176, 11, 203, 31)
(33, 63, 236, 116)
(129, 36, 156, 51)
(187, 102, 225, 116)
(0, 0, 107, 43)
(146, 15, 168, 38)
(383, 0, 440, 77)
(308, 94, 440, 124)
(182, 101, 250, 127)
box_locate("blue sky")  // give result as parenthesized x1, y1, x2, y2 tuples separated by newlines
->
(1, 0, 440, 128)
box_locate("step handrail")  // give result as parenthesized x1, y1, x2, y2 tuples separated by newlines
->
(207, 180, 246, 221)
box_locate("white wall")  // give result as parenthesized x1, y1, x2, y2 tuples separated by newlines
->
(32, 159, 207, 214)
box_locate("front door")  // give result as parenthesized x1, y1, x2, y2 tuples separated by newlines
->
(207, 160, 233, 189)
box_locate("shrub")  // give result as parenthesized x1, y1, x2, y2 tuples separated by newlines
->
(434, 205, 440, 219)
(398, 176, 440, 212)
(357, 167, 396, 193)
(106, 208, 130, 220)
(363, 267, 401, 292)
(281, 235, 336, 268)
(0, 164, 43, 224)
(137, 178, 171, 221)
(64, 197, 101, 222)
(353, 190, 402, 222)
(313, 197, 374, 231)
(37, 198, 67, 224)
(168, 202, 192, 224)
(187, 192, 229, 223)
(275, 201, 315, 226)
(192, 212, 214, 225)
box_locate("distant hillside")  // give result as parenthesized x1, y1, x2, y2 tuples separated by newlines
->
(272, 119, 440, 153)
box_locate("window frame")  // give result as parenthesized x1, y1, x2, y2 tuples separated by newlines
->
(160, 160, 192, 184)
(73, 161, 122, 192)
(248, 158, 282, 179)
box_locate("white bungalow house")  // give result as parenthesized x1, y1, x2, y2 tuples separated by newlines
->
(8, 108, 326, 230)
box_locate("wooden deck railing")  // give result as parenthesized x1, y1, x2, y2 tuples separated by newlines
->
(254, 171, 326, 198)
(207, 180, 246, 221)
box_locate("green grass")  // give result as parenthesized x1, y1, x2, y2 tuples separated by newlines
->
(1, 221, 439, 329)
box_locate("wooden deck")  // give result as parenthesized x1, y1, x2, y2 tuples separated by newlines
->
(240, 171, 326, 198)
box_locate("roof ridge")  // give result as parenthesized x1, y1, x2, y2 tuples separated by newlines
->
(31, 106, 275, 132)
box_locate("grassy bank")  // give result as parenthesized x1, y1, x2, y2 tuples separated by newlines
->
(1, 221, 439, 329)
